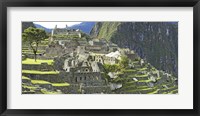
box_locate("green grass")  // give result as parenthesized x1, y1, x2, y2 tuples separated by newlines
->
(169, 89, 178, 94)
(132, 61, 139, 64)
(137, 86, 149, 89)
(22, 70, 59, 74)
(22, 85, 38, 90)
(125, 89, 138, 93)
(147, 89, 160, 94)
(22, 48, 29, 50)
(22, 50, 45, 53)
(123, 81, 136, 87)
(52, 83, 70, 87)
(138, 79, 152, 83)
(22, 76, 31, 80)
(31, 80, 51, 84)
(22, 52, 42, 55)
(41, 89, 61, 94)
(125, 81, 136, 84)
(138, 67, 147, 71)
(161, 86, 176, 91)
(23, 90, 35, 93)
(135, 74, 148, 78)
(122, 69, 136, 73)
(98, 22, 121, 40)
(22, 58, 54, 65)
(139, 87, 153, 91)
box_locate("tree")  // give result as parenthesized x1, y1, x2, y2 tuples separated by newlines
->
(119, 56, 129, 69)
(103, 64, 120, 72)
(22, 27, 48, 61)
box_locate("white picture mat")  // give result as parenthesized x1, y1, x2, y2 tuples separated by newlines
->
(7, 7, 193, 109)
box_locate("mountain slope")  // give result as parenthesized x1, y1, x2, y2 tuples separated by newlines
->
(33, 22, 95, 34)
(90, 22, 178, 77)
(34, 23, 52, 33)
(70, 22, 95, 34)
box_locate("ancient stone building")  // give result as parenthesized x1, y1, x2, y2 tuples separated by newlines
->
(61, 53, 106, 86)
(108, 43, 118, 52)
(51, 25, 82, 41)
(103, 56, 118, 65)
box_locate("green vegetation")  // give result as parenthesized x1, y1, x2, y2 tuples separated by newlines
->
(119, 56, 129, 69)
(22, 76, 31, 80)
(112, 77, 125, 83)
(41, 89, 61, 94)
(135, 74, 148, 78)
(22, 27, 48, 61)
(31, 80, 51, 84)
(103, 64, 120, 72)
(121, 69, 136, 73)
(37, 45, 48, 47)
(22, 85, 38, 90)
(169, 89, 178, 94)
(22, 50, 45, 53)
(138, 80, 152, 83)
(52, 83, 70, 87)
(22, 70, 59, 74)
(94, 22, 121, 40)
(31, 80, 69, 86)
(138, 67, 147, 71)
(22, 58, 54, 65)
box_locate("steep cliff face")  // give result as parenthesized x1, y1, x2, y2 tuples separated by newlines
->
(90, 22, 178, 76)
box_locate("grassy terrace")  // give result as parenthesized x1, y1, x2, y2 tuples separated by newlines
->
(22, 52, 43, 55)
(52, 83, 70, 87)
(159, 86, 178, 93)
(125, 87, 154, 93)
(41, 89, 62, 94)
(135, 74, 148, 78)
(22, 85, 38, 90)
(22, 48, 29, 50)
(124, 85, 159, 94)
(138, 79, 152, 83)
(147, 89, 160, 94)
(22, 58, 54, 65)
(31, 80, 51, 84)
(138, 67, 147, 71)
(169, 89, 178, 94)
(22, 50, 45, 53)
(31, 80, 70, 86)
(22, 76, 31, 80)
(121, 69, 136, 73)
(22, 70, 59, 74)
(23, 90, 35, 93)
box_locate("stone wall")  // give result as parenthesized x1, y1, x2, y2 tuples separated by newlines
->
(53, 84, 80, 94)
(74, 72, 105, 86)
(59, 71, 106, 86)
(22, 73, 63, 83)
(59, 71, 73, 83)
(81, 86, 111, 94)
(103, 56, 118, 65)
(22, 63, 55, 71)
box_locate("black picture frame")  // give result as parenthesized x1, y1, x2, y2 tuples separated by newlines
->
(0, 0, 199, 116)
